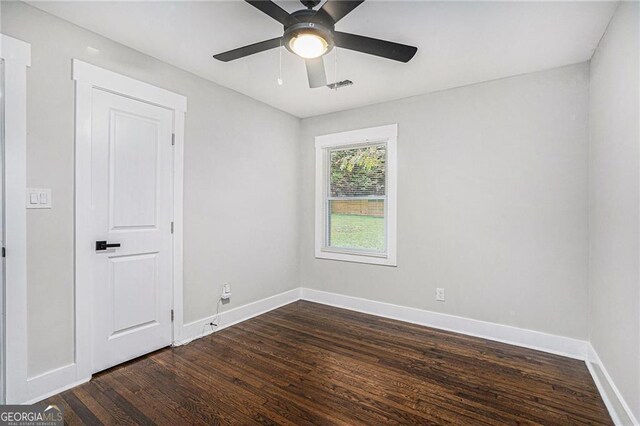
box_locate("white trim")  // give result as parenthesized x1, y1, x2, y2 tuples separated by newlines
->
(24, 376, 91, 405)
(73, 60, 186, 392)
(315, 124, 398, 149)
(300, 288, 588, 360)
(72, 60, 186, 112)
(586, 344, 639, 426)
(164, 286, 591, 363)
(1, 34, 31, 404)
(73, 80, 93, 383)
(0, 35, 31, 66)
(18, 285, 607, 406)
(23, 364, 89, 405)
(177, 288, 301, 345)
(314, 124, 398, 266)
(171, 112, 186, 345)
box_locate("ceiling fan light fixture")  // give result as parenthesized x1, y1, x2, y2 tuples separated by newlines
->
(212, 0, 418, 89)
(289, 33, 329, 59)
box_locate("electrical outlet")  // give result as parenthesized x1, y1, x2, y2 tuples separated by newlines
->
(221, 283, 231, 301)
(436, 288, 445, 302)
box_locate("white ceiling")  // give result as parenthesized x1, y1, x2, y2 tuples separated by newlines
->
(29, 0, 617, 118)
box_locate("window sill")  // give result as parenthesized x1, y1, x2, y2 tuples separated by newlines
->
(315, 249, 397, 266)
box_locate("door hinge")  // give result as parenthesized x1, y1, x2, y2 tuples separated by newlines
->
(171, 133, 175, 146)
(171, 309, 174, 322)
(171, 222, 174, 234)
(1, 247, 5, 258)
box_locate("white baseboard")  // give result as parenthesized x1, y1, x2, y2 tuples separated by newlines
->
(586, 344, 639, 426)
(15, 288, 301, 404)
(20, 363, 90, 405)
(23, 285, 629, 424)
(179, 287, 589, 361)
(177, 288, 302, 345)
(300, 288, 588, 360)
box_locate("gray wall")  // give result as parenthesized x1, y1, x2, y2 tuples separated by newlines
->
(588, 1, 640, 421)
(1, 1, 300, 377)
(6, 4, 636, 413)
(299, 63, 590, 339)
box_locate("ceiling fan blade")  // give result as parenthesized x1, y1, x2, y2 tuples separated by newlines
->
(306, 57, 327, 88)
(213, 37, 282, 62)
(314, 0, 364, 24)
(333, 31, 417, 63)
(245, 0, 294, 26)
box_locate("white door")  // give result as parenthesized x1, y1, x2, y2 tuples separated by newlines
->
(90, 89, 174, 373)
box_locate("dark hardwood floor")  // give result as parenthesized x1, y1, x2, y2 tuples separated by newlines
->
(44, 301, 612, 425)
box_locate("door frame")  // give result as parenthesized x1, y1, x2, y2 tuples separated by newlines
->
(1, 34, 31, 404)
(73, 59, 187, 380)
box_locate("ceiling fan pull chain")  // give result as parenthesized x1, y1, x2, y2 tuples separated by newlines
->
(277, 39, 284, 86)
(334, 47, 338, 91)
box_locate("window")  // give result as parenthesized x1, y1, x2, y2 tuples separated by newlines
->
(315, 124, 397, 266)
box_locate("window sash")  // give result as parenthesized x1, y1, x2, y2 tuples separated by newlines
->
(324, 144, 388, 255)
(325, 198, 388, 252)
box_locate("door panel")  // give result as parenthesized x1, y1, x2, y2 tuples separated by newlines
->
(91, 89, 173, 373)
(109, 253, 159, 335)
(110, 111, 159, 229)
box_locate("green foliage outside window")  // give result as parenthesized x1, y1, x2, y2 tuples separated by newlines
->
(330, 145, 386, 197)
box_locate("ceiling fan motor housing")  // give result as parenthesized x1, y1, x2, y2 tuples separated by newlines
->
(283, 10, 335, 57)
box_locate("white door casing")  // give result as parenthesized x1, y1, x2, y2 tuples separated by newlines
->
(1, 34, 30, 404)
(90, 90, 174, 373)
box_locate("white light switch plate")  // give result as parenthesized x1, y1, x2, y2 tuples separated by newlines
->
(26, 188, 52, 209)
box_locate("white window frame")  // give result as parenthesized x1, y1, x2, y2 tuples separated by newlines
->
(315, 124, 397, 266)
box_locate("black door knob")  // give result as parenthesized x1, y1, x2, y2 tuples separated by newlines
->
(95, 241, 121, 251)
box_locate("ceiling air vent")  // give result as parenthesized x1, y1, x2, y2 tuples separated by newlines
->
(327, 80, 354, 90)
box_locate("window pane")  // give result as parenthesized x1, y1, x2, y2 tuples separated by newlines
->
(330, 145, 386, 197)
(329, 199, 385, 252)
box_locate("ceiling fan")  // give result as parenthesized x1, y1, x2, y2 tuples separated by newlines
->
(213, 0, 418, 88)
